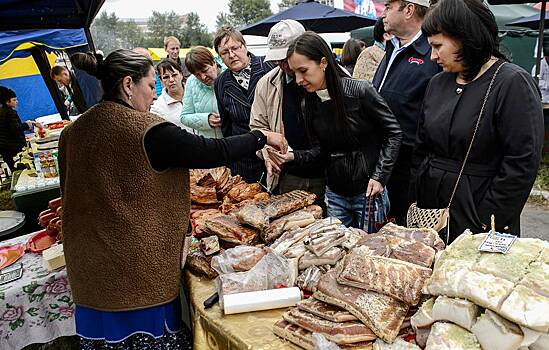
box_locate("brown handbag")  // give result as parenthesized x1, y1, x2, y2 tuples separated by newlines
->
(407, 62, 505, 242)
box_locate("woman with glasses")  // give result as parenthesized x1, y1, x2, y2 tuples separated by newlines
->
(181, 46, 224, 138)
(213, 26, 275, 183)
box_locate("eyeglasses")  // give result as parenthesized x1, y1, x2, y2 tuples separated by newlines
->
(219, 43, 243, 57)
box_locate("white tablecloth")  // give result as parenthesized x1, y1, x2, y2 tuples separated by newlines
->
(0, 232, 75, 349)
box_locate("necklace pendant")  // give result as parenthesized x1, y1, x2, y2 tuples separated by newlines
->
(456, 87, 463, 95)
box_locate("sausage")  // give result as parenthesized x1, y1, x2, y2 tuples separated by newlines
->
(39, 212, 56, 227)
(48, 197, 62, 210)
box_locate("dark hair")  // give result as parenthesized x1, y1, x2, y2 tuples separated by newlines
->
(156, 58, 183, 77)
(422, 0, 505, 81)
(398, 0, 429, 19)
(287, 31, 348, 125)
(341, 38, 363, 66)
(71, 49, 153, 98)
(185, 46, 216, 74)
(50, 65, 68, 80)
(213, 26, 246, 53)
(373, 18, 386, 43)
(0, 86, 16, 106)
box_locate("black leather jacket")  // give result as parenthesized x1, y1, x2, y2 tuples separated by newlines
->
(293, 78, 402, 196)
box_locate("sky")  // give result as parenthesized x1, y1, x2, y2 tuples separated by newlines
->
(101, 0, 281, 32)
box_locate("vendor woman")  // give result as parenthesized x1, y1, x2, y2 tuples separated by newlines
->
(60, 49, 286, 349)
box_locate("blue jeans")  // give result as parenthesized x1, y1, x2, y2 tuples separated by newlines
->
(325, 187, 390, 231)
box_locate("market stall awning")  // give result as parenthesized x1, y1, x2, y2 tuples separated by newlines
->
(0, 29, 87, 63)
(0, 0, 106, 31)
(507, 10, 549, 29)
(240, 0, 376, 36)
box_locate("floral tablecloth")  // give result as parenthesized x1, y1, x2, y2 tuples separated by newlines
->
(0, 232, 75, 350)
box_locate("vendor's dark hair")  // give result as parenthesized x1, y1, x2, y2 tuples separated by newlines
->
(422, 0, 506, 82)
(287, 32, 348, 124)
(341, 38, 363, 66)
(71, 49, 153, 98)
(373, 18, 386, 43)
(156, 58, 183, 77)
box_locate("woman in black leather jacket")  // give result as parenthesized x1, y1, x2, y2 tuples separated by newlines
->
(273, 32, 402, 228)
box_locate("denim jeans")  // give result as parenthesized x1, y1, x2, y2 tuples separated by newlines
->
(325, 187, 390, 231)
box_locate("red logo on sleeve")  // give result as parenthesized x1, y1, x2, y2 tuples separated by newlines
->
(408, 57, 424, 65)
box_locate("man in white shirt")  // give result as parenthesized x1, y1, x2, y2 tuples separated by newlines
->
(150, 59, 193, 132)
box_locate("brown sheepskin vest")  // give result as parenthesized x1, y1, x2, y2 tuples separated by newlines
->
(59, 101, 190, 311)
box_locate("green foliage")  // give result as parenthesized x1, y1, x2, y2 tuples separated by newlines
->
(145, 11, 185, 48)
(215, 12, 233, 31)
(228, 0, 273, 28)
(278, 0, 299, 8)
(91, 10, 212, 54)
(180, 12, 213, 47)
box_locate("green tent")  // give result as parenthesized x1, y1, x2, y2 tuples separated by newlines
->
(350, 3, 541, 71)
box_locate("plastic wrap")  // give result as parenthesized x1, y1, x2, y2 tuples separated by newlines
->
(211, 245, 266, 274)
(312, 333, 340, 350)
(296, 265, 325, 292)
(216, 250, 292, 306)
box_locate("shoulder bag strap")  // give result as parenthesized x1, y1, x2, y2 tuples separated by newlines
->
(446, 62, 506, 209)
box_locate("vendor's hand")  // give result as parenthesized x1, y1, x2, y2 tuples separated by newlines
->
(208, 113, 221, 128)
(265, 158, 282, 177)
(263, 131, 288, 154)
(269, 150, 294, 169)
(366, 179, 383, 197)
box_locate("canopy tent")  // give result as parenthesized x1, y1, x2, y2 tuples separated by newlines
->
(0, 0, 106, 120)
(240, 0, 376, 36)
(507, 10, 549, 29)
(351, 3, 540, 71)
(0, 29, 87, 63)
(488, 0, 547, 80)
(0, 29, 91, 121)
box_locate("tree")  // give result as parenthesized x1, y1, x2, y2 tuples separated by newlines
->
(228, 0, 272, 28)
(278, 0, 299, 9)
(215, 12, 232, 31)
(118, 20, 145, 50)
(91, 12, 120, 54)
(145, 11, 185, 48)
(180, 12, 213, 47)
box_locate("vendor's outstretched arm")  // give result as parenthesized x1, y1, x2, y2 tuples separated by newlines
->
(144, 123, 267, 171)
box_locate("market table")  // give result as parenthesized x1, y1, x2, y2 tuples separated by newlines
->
(185, 271, 299, 350)
(0, 232, 75, 350)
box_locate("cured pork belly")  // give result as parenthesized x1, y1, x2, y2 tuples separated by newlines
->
(314, 269, 409, 343)
(337, 254, 432, 305)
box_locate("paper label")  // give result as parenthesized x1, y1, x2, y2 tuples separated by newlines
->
(478, 232, 517, 254)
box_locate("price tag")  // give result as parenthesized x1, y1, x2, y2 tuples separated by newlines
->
(0, 263, 23, 285)
(478, 232, 517, 254)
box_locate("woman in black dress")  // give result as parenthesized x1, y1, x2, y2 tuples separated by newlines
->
(412, 0, 544, 242)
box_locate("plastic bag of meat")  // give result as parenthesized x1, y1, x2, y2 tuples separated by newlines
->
(210, 245, 267, 274)
(216, 250, 292, 307)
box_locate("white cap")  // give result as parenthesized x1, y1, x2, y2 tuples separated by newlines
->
(265, 20, 306, 62)
(407, 0, 430, 7)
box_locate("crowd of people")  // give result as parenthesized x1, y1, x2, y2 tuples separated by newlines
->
(0, 0, 545, 348)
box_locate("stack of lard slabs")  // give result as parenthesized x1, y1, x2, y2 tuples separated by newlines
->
(269, 217, 359, 280)
(377, 223, 445, 252)
(353, 232, 436, 268)
(203, 214, 259, 245)
(273, 294, 377, 348)
(235, 190, 317, 231)
(314, 268, 409, 343)
(337, 254, 432, 306)
(418, 230, 549, 350)
(262, 205, 323, 244)
(272, 320, 374, 350)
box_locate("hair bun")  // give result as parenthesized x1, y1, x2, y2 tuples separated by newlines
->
(94, 53, 106, 79)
